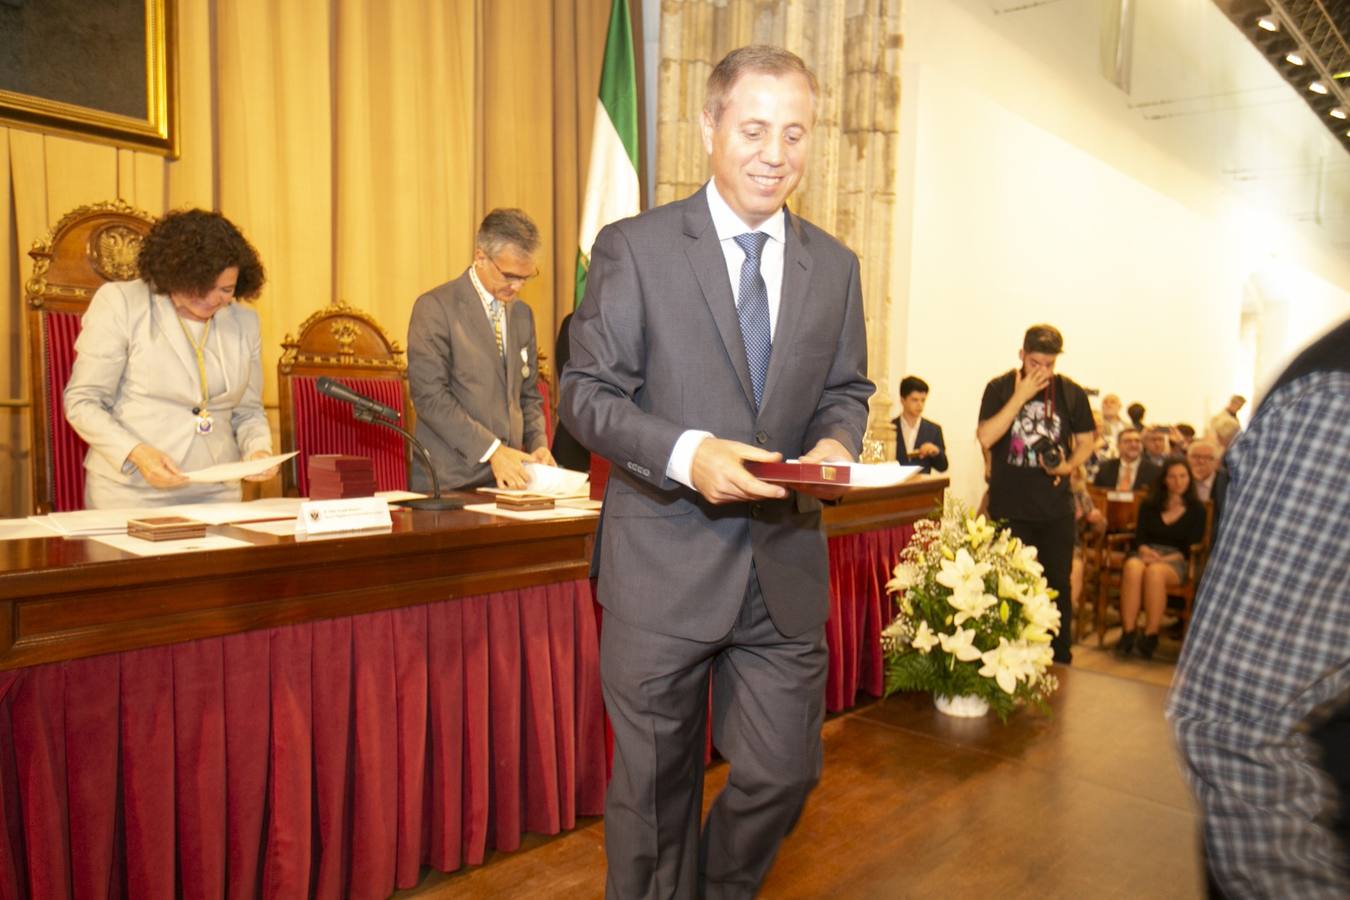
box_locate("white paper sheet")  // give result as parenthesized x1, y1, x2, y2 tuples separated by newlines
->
(0, 519, 64, 541)
(464, 502, 599, 522)
(184, 452, 298, 483)
(519, 463, 589, 496)
(91, 533, 255, 556)
(778, 460, 922, 489)
(29, 497, 307, 535)
(234, 519, 302, 536)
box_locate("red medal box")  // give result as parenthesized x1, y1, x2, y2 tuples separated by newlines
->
(743, 461, 852, 487)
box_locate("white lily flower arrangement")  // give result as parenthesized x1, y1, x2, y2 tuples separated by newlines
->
(882, 492, 1061, 721)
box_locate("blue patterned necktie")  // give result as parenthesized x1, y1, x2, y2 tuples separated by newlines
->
(734, 232, 772, 409)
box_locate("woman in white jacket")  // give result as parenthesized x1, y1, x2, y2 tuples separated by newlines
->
(64, 209, 278, 509)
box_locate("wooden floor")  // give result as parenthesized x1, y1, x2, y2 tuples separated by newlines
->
(396, 639, 1201, 900)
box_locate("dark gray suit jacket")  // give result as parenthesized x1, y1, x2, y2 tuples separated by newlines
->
(559, 189, 874, 641)
(407, 271, 546, 490)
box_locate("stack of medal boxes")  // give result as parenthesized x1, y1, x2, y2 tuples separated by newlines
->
(307, 454, 377, 499)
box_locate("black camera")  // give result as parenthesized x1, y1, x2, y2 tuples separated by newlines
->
(1028, 435, 1062, 468)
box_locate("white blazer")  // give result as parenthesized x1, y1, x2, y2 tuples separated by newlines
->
(64, 279, 272, 504)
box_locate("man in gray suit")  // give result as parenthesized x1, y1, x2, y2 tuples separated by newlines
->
(408, 209, 554, 491)
(560, 46, 873, 899)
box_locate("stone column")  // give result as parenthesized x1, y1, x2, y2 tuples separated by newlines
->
(656, 0, 902, 461)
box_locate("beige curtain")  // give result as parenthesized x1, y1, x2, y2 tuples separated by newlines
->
(0, 0, 613, 514)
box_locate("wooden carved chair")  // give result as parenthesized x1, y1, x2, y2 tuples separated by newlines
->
(277, 302, 413, 497)
(1089, 485, 1148, 646)
(25, 201, 156, 513)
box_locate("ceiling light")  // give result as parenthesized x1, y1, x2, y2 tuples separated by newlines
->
(1331, 108, 1348, 120)
(1286, 52, 1305, 66)
(1309, 81, 1329, 94)
(1257, 15, 1279, 32)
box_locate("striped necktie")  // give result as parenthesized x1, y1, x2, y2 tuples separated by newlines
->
(490, 299, 504, 357)
(733, 232, 772, 409)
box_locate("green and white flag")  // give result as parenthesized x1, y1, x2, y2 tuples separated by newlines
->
(575, 0, 640, 308)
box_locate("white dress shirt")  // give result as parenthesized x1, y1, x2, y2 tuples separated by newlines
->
(899, 415, 921, 456)
(666, 181, 788, 489)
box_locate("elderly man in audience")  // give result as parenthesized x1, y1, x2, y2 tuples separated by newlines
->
(1186, 438, 1227, 523)
(1092, 427, 1160, 491)
(1143, 425, 1172, 468)
(1098, 393, 1129, 454)
(1206, 394, 1245, 451)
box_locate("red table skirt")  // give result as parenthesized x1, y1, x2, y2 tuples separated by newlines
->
(824, 525, 914, 713)
(0, 580, 606, 900)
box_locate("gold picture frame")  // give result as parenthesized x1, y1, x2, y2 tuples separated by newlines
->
(0, 0, 178, 158)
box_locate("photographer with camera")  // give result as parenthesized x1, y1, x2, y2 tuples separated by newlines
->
(977, 324, 1096, 664)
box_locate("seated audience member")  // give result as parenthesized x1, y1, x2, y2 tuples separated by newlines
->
(1098, 393, 1128, 454)
(1115, 459, 1207, 659)
(1127, 401, 1146, 431)
(1171, 423, 1196, 452)
(64, 209, 278, 509)
(891, 375, 947, 473)
(1143, 425, 1172, 467)
(1186, 438, 1227, 522)
(1092, 428, 1160, 491)
(1206, 394, 1245, 450)
(1070, 466, 1105, 618)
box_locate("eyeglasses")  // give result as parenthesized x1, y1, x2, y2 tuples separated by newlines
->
(485, 254, 538, 287)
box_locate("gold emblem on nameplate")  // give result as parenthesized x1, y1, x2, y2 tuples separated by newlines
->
(820, 466, 837, 481)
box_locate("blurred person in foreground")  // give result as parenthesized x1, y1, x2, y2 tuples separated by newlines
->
(64, 209, 277, 509)
(1169, 318, 1350, 898)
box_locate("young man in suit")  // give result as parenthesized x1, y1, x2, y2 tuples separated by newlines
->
(891, 375, 948, 473)
(407, 209, 555, 491)
(560, 46, 873, 898)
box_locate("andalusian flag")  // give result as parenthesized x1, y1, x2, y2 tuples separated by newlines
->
(575, 0, 640, 308)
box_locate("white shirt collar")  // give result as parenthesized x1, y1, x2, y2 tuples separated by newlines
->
(468, 264, 496, 310)
(705, 180, 786, 246)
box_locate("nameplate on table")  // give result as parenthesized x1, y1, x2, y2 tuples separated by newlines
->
(297, 497, 392, 535)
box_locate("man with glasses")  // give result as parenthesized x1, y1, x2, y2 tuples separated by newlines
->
(408, 208, 554, 491)
(1186, 437, 1227, 523)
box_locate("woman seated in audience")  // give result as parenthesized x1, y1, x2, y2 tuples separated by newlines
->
(64, 209, 278, 509)
(1114, 458, 1207, 660)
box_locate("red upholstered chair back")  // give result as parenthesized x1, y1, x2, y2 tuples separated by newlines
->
(25, 201, 156, 513)
(277, 303, 412, 496)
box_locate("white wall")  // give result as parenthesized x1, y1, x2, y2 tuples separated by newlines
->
(888, 0, 1350, 507)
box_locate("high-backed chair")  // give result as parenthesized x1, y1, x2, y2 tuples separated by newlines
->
(277, 302, 412, 496)
(25, 201, 156, 513)
(1090, 485, 1148, 646)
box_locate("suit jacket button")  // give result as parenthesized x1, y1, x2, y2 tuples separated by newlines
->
(755, 431, 768, 445)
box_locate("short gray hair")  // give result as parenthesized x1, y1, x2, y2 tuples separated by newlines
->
(704, 45, 819, 124)
(475, 208, 540, 257)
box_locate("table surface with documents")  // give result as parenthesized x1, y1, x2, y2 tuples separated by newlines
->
(0, 475, 948, 671)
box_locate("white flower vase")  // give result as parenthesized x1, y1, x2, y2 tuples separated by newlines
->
(933, 693, 989, 718)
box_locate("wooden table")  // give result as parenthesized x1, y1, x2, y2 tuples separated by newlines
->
(0, 475, 945, 900)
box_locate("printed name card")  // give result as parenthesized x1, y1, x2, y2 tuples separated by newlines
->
(297, 496, 392, 535)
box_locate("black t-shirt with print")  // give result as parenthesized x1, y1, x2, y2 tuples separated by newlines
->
(979, 370, 1093, 522)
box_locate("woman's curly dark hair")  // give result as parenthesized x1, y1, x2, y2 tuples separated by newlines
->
(138, 209, 266, 300)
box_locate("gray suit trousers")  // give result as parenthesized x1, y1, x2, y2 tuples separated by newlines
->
(600, 568, 827, 900)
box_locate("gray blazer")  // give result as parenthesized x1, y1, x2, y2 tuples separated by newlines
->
(407, 271, 547, 490)
(559, 189, 874, 641)
(64, 279, 272, 505)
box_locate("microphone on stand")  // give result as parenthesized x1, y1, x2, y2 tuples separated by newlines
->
(314, 376, 464, 510)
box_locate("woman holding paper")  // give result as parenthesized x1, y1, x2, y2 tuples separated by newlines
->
(64, 209, 279, 509)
